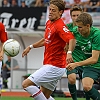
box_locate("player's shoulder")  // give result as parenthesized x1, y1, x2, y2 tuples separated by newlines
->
(55, 18, 66, 29)
(0, 22, 4, 25)
(45, 20, 51, 29)
(66, 23, 74, 32)
(72, 26, 78, 32)
(0, 22, 5, 27)
(56, 18, 64, 25)
(91, 26, 100, 32)
(91, 26, 100, 34)
(71, 26, 79, 36)
(46, 20, 50, 25)
(91, 26, 100, 36)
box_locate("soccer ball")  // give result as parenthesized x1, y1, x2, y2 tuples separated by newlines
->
(3, 39, 20, 57)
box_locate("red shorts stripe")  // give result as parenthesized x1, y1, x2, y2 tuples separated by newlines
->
(32, 90, 41, 98)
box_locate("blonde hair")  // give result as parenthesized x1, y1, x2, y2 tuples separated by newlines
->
(76, 12, 93, 27)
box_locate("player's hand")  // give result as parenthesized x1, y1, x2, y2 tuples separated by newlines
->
(66, 53, 74, 64)
(22, 46, 31, 57)
(66, 63, 77, 71)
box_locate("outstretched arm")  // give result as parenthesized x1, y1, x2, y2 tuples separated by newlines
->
(0, 43, 4, 61)
(66, 50, 100, 71)
(31, 38, 45, 48)
(22, 38, 45, 57)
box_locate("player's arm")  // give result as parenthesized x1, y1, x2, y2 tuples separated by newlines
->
(0, 23, 8, 61)
(0, 44, 5, 61)
(75, 50, 99, 66)
(30, 38, 45, 48)
(0, 43, 4, 53)
(66, 50, 100, 70)
(58, 26, 76, 52)
(58, 25, 76, 63)
(13, 60, 19, 70)
(22, 38, 45, 57)
(68, 39, 76, 52)
(66, 37, 76, 63)
(13, 65, 19, 70)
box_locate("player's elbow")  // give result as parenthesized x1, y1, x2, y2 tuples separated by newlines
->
(91, 58, 98, 64)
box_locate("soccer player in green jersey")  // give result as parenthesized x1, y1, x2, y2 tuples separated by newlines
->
(66, 5, 90, 100)
(66, 12, 100, 100)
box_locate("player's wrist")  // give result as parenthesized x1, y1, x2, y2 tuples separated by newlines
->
(29, 45, 33, 49)
(67, 51, 72, 54)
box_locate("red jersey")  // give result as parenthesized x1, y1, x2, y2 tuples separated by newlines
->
(0, 22, 8, 43)
(43, 19, 75, 68)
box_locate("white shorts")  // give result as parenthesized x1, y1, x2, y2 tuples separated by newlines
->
(28, 65, 66, 91)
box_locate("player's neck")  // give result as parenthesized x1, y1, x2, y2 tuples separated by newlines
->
(50, 17, 60, 23)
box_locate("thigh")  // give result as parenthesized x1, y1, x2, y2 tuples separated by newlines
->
(67, 68, 77, 76)
(83, 67, 100, 81)
(67, 66, 83, 79)
(22, 78, 36, 88)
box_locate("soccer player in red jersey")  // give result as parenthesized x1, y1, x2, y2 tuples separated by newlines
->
(22, 0, 76, 100)
(0, 22, 8, 96)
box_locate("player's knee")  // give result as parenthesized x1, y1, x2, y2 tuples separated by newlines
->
(68, 74, 76, 84)
(22, 79, 30, 88)
(83, 84, 92, 91)
(22, 79, 35, 89)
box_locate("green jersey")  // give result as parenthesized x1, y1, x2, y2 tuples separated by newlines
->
(5, 59, 18, 69)
(66, 23, 73, 32)
(66, 23, 86, 62)
(73, 26, 100, 69)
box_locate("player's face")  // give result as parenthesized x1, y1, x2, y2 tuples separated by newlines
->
(71, 11, 82, 25)
(76, 22, 90, 37)
(49, 4, 62, 21)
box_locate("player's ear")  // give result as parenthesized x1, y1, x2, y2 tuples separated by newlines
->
(59, 10, 63, 16)
(86, 24, 90, 28)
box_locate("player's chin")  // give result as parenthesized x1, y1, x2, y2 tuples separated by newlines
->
(0, 58, 3, 61)
(49, 17, 54, 21)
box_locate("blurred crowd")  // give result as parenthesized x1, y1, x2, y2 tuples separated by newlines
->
(64, 0, 100, 12)
(0, 0, 100, 12)
(0, 0, 49, 7)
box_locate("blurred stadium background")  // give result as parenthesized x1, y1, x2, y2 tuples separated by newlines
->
(0, 0, 100, 100)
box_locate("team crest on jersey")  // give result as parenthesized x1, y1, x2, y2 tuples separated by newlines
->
(81, 40, 92, 54)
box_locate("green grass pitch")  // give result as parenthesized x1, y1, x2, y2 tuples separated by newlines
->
(1, 96, 86, 100)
